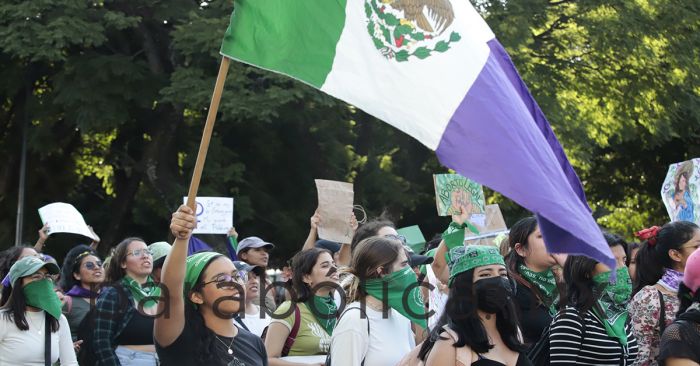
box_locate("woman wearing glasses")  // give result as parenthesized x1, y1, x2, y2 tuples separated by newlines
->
(59, 245, 104, 343)
(155, 205, 267, 366)
(92, 237, 160, 366)
(0, 256, 78, 365)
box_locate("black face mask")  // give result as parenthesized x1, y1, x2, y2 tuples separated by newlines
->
(474, 276, 514, 314)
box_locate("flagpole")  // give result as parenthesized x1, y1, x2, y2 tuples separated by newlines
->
(186, 56, 231, 210)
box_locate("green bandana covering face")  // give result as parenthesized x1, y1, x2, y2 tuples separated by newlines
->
(184, 252, 223, 307)
(364, 266, 427, 329)
(593, 267, 632, 346)
(306, 295, 337, 335)
(122, 275, 161, 308)
(448, 245, 505, 286)
(23, 279, 63, 320)
(518, 264, 559, 315)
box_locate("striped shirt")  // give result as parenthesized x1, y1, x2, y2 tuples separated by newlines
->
(549, 306, 638, 365)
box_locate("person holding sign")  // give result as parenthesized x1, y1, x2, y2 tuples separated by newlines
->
(155, 205, 267, 366)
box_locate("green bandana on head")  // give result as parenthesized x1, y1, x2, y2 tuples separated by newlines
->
(184, 252, 223, 307)
(122, 275, 161, 308)
(23, 279, 63, 320)
(593, 267, 632, 346)
(448, 245, 505, 286)
(518, 264, 559, 315)
(306, 295, 337, 335)
(363, 266, 427, 329)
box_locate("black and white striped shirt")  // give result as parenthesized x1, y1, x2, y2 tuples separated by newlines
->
(549, 306, 638, 365)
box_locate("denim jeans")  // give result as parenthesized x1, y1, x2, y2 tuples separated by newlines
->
(115, 346, 159, 366)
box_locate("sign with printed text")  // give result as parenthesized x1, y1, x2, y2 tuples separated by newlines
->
(661, 158, 700, 225)
(38, 202, 97, 240)
(182, 196, 234, 234)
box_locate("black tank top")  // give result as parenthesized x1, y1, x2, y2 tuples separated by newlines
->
(117, 310, 155, 345)
(473, 353, 533, 366)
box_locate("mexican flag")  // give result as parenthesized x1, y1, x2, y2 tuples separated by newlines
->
(219, 0, 614, 270)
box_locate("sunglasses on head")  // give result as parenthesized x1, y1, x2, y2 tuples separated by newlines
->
(384, 234, 407, 245)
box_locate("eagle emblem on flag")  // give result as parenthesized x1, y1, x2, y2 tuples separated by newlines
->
(365, 0, 461, 62)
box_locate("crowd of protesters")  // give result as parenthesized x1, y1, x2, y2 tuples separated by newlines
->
(1, 202, 700, 366)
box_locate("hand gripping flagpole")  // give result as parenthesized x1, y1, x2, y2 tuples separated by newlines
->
(186, 56, 231, 210)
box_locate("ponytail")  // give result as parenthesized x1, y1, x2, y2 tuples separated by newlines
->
(677, 282, 699, 317)
(633, 222, 700, 296)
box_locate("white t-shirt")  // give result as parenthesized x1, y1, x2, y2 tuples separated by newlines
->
(0, 309, 78, 365)
(330, 302, 415, 366)
(240, 304, 271, 338)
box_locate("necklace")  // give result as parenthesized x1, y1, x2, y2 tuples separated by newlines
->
(215, 335, 235, 355)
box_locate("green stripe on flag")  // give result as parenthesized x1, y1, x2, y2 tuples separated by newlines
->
(220, 0, 348, 88)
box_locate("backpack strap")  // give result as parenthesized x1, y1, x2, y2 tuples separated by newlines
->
(281, 304, 301, 357)
(44, 312, 51, 366)
(326, 306, 370, 366)
(658, 290, 667, 336)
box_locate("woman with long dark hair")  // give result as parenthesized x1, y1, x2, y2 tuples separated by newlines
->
(92, 237, 160, 365)
(413, 245, 528, 366)
(265, 247, 339, 366)
(628, 221, 700, 366)
(0, 256, 77, 365)
(549, 254, 638, 365)
(60, 244, 104, 342)
(505, 217, 564, 346)
(155, 205, 267, 366)
(658, 248, 700, 366)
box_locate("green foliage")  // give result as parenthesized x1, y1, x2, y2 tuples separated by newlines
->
(0, 0, 698, 264)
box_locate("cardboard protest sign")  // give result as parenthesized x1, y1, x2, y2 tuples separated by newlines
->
(315, 179, 354, 243)
(661, 158, 700, 224)
(182, 196, 234, 234)
(433, 173, 486, 227)
(397, 225, 427, 253)
(38, 203, 97, 240)
(465, 204, 509, 247)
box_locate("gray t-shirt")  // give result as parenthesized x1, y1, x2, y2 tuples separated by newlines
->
(63, 296, 92, 341)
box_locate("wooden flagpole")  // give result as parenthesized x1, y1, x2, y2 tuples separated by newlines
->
(186, 56, 231, 210)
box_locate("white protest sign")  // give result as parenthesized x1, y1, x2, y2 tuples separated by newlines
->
(182, 197, 234, 234)
(38, 202, 97, 240)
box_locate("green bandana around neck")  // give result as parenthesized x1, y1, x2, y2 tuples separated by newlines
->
(306, 295, 337, 335)
(448, 245, 505, 286)
(518, 264, 559, 315)
(363, 266, 427, 329)
(23, 279, 62, 320)
(593, 267, 632, 346)
(121, 275, 161, 308)
(184, 252, 223, 307)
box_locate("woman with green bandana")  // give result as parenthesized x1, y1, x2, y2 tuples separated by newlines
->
(0, 256, 77, 365)
(155, 205, 267, 366)
(549, 250, 638, 365)
(413, 245, 529, 366)
(505, 217, 564, 347)
(331, 236, 425, 366)
(92, 237, 160, 366)
(265, 247, 339, 366)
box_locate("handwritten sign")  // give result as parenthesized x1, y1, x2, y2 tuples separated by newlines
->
(433, 174, 486, 228)
(661, 158, 700, 225)
(315, 179, 354, 243)
(464, 204, 509, 246)
(182, 197, 234, 234)
(38, 203, 97, 240)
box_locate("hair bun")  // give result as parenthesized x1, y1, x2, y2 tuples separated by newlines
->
(635, 226, 661, 246)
